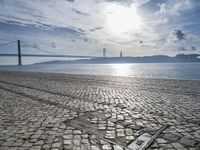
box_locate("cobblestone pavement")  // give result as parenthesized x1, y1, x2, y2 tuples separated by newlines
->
(0, 71, 200, 150)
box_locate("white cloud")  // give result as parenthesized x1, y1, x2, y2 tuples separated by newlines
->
(156, 0, 192, 16)
(0, 0, 198, 57)
(134, 0, 151, 7)
(149, 18, 169, 26)
(0, 0, 105, 30)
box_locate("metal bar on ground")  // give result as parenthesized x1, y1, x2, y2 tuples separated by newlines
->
(128, 124, 168, 150)
(141, 124, 168, 150)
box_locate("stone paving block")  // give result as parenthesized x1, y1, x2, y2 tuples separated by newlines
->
(179, 138, 197, 147)
(0, 72, 200, 149)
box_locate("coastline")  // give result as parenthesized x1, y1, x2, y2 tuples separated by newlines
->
(0, 71, 200, 149)
(1, 62, 200, 81)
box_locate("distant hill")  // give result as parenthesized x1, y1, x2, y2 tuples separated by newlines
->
(36, 54, 200, 64)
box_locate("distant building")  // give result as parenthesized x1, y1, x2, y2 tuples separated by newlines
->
(103, 48, 106, 57)
(120, 51, 122, 57)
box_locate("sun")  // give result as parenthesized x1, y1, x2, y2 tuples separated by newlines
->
(105, 3, 142, 35)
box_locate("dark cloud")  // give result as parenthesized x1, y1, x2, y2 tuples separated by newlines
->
(138, 40, 144, 47)
(179, 47, 187, 51)
(170, 29, 185, 42)
(78, 28, 85, 32)
(139, 40, 143, 44)
(72, 8, 89, 16)
(191, 46, 196, 51)
(71, 39, 76, 42)
(21, 43, 40, 49)
(176, 46, 197, 51)
(53, 26, 85, 37)
(83, 38, 88, 42)
(50, 42, 56, 48)
(90, 26, 103, 32)
(33, 44, 40, 49)
(66, 0, 74, 2)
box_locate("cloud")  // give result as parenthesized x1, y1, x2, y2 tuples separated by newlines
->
(20, 41, 39, 50)
(90, 26, 103, 32)
(72, 8, 90, 16)
(168, 29, 185, 42)
(0, 0, 105, 31)
(156, 0, 192, 16)
(138, 40, 144, 47)
(83, 38, 88, 42)
(174, 45, 197, 52)
(139, 40, 143, 44)
(33, 44, 40, 49)
(66, 0, 74, 2)
(178, 47, 187, 51)
(50, 42, 56, 48)
(149, 18, 168, 26)
(134, 0, 152, 7)
(191, 46, 196, 51)
(0, 0, 199, 59)
(97, 0, 135, 5)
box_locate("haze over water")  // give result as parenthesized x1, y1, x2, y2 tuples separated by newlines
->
(1, 63, 200, 80)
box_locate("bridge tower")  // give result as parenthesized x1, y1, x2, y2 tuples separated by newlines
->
(17, 40, 22, 66)
(103, 48, 106, 57)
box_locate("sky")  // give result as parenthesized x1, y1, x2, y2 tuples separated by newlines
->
(0, 0, 200, 65)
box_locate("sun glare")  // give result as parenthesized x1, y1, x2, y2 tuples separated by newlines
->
(111, 64, 131, 76)
(105, 4, 142, 35)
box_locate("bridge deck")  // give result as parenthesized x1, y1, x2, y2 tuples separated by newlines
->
(0, 54, 99, 58)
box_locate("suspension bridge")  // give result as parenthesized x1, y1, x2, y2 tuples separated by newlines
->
(0, 40, 114, 66)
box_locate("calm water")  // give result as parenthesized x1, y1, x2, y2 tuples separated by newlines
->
(0, 63, 200, 80)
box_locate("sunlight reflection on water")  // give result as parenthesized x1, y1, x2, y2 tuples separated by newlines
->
(110, 64, 132, 76)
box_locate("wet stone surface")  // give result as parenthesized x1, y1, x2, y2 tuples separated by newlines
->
(0, 71, 200, 150)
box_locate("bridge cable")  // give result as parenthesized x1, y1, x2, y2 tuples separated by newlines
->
(21, 41, 58, 55)
(106, 50, 115, 57)
(84, 49, 102, 56)
(0, 41, 17, 47)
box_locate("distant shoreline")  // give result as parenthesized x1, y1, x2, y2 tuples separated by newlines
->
(36, 54, 200, 65)
(1, 61, 200, 67)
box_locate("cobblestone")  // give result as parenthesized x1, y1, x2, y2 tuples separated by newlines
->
(0, 71, 200, 149)
(180, 138, 197, 147)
